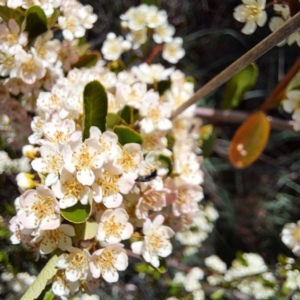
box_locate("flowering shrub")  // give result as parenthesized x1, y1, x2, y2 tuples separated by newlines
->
(0, 0, 300, 299)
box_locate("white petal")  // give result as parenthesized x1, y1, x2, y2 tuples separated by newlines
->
(77, 168, 95, 186)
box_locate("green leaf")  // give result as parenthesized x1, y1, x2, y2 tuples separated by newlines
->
(199, 124, 216, 157)
(72, 51, 100, 69)
(106, 113, 128, 129)
(211, 289, 225, 300)
(21, 254, 58, 300)
(141, 0, 161, 7)
(0, 7, 24, 25)
(157, 257, 167, 274)
(158, 154, 173, 176)
(113, 125, 143, 145)
(221, 63, 258, 109)
(60, 202, 91, 224)
(119, 105, 134, 124)
(24, 6, 48, 40)
(74, 218, 98, 242)
(47, 8, 60, 28)
(83, 81, 108, 140)
(157, 80, 171, 96)
(287, 70, 300, 91)
(36, 286, 55, 300)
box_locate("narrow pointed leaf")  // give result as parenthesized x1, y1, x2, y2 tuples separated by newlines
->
(0, 6, 24, 25)
(229, 111, 270, 168)
(83, 81, 108, 140)
(113, 125, 143, 145)
(199, 124, 216, 157)
(221, 63, 258, 109)
(120, 105, 134, 124)
(72, 51, 100, 69)
(106, 113, 128, 129)
(60, 202, 91, 224)
(24, 6, 48, 40)
(21, 254, 58, 300)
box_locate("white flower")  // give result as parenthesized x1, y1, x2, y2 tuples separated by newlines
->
(52, 270, 79, 298)
(17, 185, 60, 230)
(0, 49, 16, 77)
(282, 90, 300, 131)
(131, 63, 173, 84)
(52, 169, 90, 209)
(269, 5, 296, 46)
(145, 6, 168, 28)
(14, 48, 46, 84)
(31, 143, 64, 186)
(139, 90, 172, 133)
(31, 224, 75, 254)
(233, 0, 267, 35)
(42, 118, 76, 145)
(31, 31, 60, 67)
(78, 4, 97, 29)
(153, 23, 175, 43)
(131, 215, 175, 267)
(281, 221, 300, 256)
(205, 255, 227, 273)
(115, 82, 147, 110)
(126, 28, 147, 49)
(162, 37, 185, 64)
(56, 247, 90, 282)
(101, 32, 131, 61)
(91, 167, 134, 208)
(172, 184, 203, 217)
(63, 130, 104, 186)
(0, 19, 27, 51)
(125, 5, 148, 31)
(58, 14, 86, 41)
(96, 208, 133, 243)
(89, 244, 128, 282)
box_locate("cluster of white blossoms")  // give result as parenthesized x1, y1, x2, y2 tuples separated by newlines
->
(0, 271, 36, 300)
(101, 4, 185, 64)
(233, 0, 298, 43)
(0, 150, 30, 175)
(282, 89, 300, 131)
(1, 2, 215, 298)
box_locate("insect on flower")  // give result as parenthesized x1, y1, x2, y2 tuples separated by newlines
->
(135, 169, 157, 182)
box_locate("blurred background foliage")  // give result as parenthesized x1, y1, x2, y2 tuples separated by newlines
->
(1, 0, 300, 298)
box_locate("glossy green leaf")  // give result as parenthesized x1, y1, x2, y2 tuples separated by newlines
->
(120, 105, 134, 125)
(24, 6, 48, 40)
(199, 124, 216, 157)
(72, 51, 100, 69)
(106, 113, 128, 129)
(221, 63, 258, 109)
(83, 81, 108, 140)
(0, 6, 24, 25)
(158, 154, 173, 176)
(21, 254, 58, 300)
(60, 202, 91, 224)
(113, 125, 143, 145)
(74, 218, 98, 242)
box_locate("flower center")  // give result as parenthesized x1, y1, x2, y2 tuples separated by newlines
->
(21, 59, 37, 76)
(117, 149, 138, 173)
(147, 232, 163, 253)
(73, 144, 96, 171)
(95, 171, 119, 197)
(63, 175, 85, 199)
(31, 194, 56, 220)
(103, 215, 124, 238)
(96, 248, 116, 270)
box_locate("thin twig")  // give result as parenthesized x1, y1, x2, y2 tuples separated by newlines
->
(171, 11, 300, 119)
(195, 107, 295, 131)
